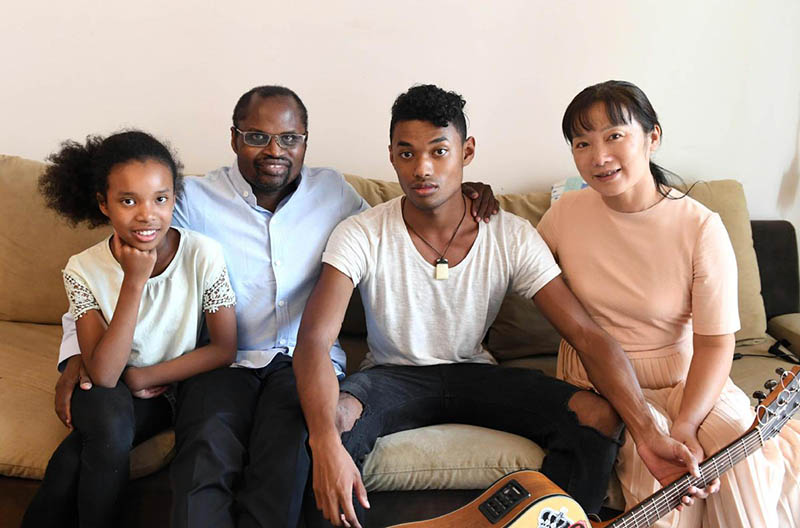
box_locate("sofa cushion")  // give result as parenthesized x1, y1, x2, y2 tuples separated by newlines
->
(0, 321, 174, 480)
(361, 424, 545, 491)
(767, 314, 800, 359)
(0, 155, 110, 325)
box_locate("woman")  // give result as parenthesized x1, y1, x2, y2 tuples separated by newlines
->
(537, 80, 800, 527)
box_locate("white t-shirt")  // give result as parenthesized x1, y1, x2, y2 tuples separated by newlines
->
(63, 227, 236, 367)
(322, 197, 560, 368)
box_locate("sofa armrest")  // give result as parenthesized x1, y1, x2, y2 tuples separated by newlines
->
(751, 220, 799, 319)
(767, 313, 800, 361)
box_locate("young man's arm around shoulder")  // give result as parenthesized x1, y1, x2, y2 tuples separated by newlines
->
(293, 263, 368, 528)
(533, 276, 717, 500)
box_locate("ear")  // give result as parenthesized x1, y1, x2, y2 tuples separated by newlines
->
(97, 192, 110, 219)
(648, 124, 661, 153)
(462, 136, 476, 167)
(231, 127, 240, 154)
(388, 143, 394, 165)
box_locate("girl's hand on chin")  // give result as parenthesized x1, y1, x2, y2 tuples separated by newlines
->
(111, 230, 157, 283)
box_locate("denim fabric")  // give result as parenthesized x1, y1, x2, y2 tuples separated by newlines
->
(22, 381, 172, 528)
(338, 363, 620, 517)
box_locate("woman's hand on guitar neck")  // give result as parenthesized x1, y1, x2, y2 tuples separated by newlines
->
(310, 436, 370, 528)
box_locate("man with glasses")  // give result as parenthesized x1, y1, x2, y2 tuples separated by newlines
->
(54, 85, 497, 528)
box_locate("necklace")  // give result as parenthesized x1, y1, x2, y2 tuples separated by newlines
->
(401, 195, 467, 280)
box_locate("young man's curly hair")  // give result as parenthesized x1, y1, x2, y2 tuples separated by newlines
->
(390, 84, 468, 141)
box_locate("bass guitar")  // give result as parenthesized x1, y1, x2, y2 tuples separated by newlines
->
(388, 366, 799, 528)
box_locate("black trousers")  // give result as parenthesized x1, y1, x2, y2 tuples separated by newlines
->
(308, 363, 621, 527)
(22, 381, 172, 528)
(170, 354, 310, 528)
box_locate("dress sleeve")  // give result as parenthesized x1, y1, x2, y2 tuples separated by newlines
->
(62, 271, 100, 320)
(691, 213, 740, 335)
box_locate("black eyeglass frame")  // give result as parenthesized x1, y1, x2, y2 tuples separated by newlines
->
(233, 127, 308, 149)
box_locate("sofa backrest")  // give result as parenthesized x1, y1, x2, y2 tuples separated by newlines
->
(0, 155, 766, 347)
(343, 174, 767, 349)
(0, 155, 110, 324)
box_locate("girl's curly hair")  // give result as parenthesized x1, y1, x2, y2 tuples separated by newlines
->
(39, 130, 183, 228)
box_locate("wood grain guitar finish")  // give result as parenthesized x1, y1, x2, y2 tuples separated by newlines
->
(389, 366, 799, 528)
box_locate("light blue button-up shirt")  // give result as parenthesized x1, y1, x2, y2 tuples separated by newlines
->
(59, 161, 367, 375)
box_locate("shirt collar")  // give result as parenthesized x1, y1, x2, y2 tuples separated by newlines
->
(228, 158, 306, 213)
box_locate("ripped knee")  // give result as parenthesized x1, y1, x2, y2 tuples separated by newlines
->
(335, 392, 363, 435)
(568, 390, 622, 438)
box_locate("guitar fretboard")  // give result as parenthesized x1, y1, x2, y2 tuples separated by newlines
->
(608, 427, 766, 528)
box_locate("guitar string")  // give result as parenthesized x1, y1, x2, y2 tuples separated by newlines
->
(619, 429, 784, 527)
(616, 396, 797, 527)
(610, 385, 796, 527)
(612, 429, 773, 528)
(630, 435, 761, 526)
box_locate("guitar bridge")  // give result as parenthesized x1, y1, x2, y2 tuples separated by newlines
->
(478, 478, 530, 524)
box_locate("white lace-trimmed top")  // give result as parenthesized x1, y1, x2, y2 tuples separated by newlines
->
(62, 226, 236, 368)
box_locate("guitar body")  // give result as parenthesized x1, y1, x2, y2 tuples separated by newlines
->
(389, 470, 594, 527)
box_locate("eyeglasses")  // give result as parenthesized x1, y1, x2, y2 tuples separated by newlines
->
(233, 128, 307, 149)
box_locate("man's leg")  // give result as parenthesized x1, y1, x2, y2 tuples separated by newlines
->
(170, 367, 261, 528)
(305, 365, 445, 527)
(236, 355, 309, 528)
(441, 364, 622, 515)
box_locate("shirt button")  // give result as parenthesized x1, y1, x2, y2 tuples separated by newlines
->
(278, 300, 286, 307)
(243, 190, 249, 198)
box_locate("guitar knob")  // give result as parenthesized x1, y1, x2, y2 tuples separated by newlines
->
(765, 379, 779, 390)
(752, 391, 767, 403)
(776, 367, 787, 376)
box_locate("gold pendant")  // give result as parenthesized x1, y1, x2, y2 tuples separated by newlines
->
(435, 258, 449, 280)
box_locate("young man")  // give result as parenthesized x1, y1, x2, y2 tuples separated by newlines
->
(52, 86, 499, 528)
(294, 85, 710, 528)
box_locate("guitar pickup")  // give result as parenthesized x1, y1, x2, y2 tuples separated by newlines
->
(478, 479, 530, 523)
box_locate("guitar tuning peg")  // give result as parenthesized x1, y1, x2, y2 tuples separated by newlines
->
(752, 391, 767, 403)
(765, 379, 779, 390)
(776, 367, 787, 376)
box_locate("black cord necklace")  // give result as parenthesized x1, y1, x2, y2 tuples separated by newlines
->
(401, 195, 467, 280)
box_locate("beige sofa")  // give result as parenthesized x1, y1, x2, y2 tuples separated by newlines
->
(2, 153, 798, 526)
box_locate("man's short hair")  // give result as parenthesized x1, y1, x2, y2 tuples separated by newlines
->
(232, 86, 308, 130)
(390, 84, 467, 141)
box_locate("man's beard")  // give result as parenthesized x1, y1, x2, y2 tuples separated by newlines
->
(250, 157, 294, 193)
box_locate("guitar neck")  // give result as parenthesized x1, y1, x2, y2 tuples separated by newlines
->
(608, 427, 765, 528)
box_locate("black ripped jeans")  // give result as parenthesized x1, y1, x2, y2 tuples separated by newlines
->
(22, 380, 172, 528)
(308, 363, 621, 526)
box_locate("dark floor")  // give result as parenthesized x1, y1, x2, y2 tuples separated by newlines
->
(0, 470, 485, 528)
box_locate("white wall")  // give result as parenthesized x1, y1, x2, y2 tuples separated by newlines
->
(2, 1, 799, 231)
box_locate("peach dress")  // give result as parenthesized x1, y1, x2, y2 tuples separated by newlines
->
(537, 188, 800, 528)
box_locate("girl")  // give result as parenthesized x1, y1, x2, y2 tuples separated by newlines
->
(23, 131, 237, 527)
(537, 80, 800, 527)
